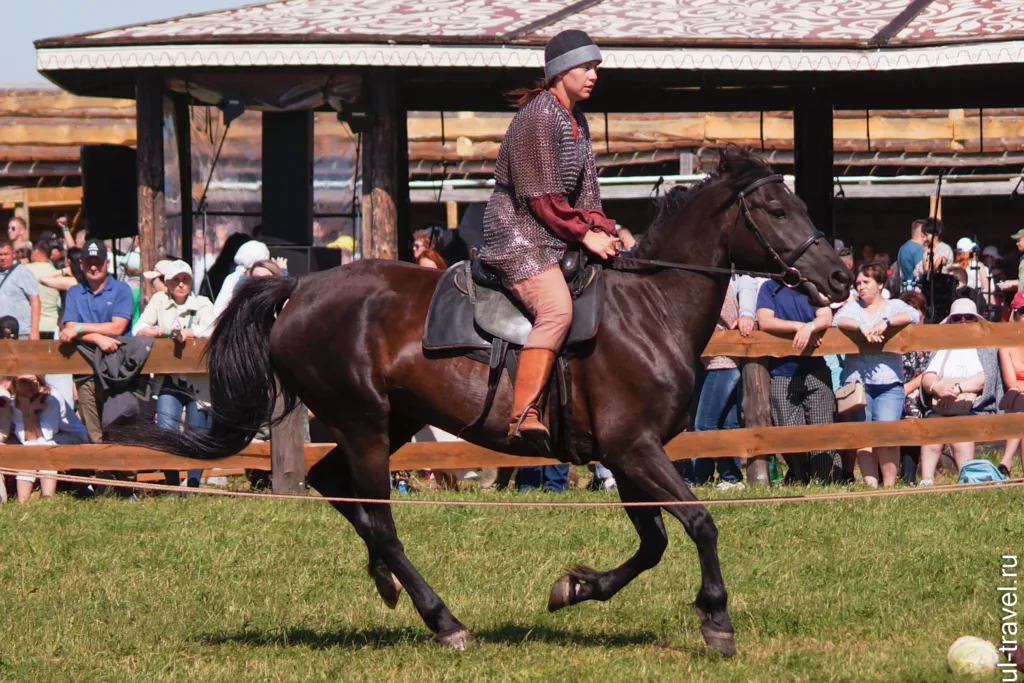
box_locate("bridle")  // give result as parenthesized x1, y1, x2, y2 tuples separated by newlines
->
(613, 174, 826, 289)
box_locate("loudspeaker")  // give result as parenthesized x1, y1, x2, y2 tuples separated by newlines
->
(81, 144, 138, 239)
(266, 246, 344, 277)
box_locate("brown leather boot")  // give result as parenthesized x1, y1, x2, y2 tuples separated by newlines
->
(508, 348, 556, 443)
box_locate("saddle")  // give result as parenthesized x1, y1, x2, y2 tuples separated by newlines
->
(423, 251, 605, 464)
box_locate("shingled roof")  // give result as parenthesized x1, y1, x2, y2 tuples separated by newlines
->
(35, 0, 1024, 75)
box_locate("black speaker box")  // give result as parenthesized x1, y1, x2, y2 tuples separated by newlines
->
(80, 144, 138, 239)
(266, 246, 344, 277)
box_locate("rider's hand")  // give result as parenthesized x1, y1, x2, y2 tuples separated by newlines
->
(582, 229, 621, 260)
(737, 316, 755, 337)
(616, 228, 637, 250)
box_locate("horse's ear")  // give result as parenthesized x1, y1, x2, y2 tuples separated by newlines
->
(718, 144, 743, 175)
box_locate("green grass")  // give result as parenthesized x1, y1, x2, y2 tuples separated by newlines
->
(1, 482, 1020, 682)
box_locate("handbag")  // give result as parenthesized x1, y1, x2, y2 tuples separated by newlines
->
(835, 381, 867, 417)
(932, 392, 978, 416)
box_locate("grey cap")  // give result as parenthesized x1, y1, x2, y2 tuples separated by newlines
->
(544, 30, 602, 81)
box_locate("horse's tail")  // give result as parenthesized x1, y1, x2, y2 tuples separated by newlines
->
(113, 276, 299, 459)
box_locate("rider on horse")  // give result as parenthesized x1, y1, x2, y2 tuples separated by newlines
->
(481, 30, 626, 447)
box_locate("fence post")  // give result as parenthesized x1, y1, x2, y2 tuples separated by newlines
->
(742, 359, 772, 486)
(270, 393, 305, 494)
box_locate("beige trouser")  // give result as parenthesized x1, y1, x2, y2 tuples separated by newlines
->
(510, 266, 573, 352)
(77, 378, 104, 444)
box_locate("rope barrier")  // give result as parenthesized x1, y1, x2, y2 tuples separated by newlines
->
(2, 467, 1022, 508)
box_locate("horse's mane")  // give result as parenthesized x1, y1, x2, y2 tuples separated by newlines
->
(633, 147, 773, 259)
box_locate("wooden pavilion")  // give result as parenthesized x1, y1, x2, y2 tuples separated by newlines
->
(31, 0, 1024, 275)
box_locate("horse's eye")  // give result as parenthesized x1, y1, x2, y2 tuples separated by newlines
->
(768, 208, 786, 219)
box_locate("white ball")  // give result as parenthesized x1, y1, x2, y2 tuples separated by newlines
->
(947, 636, 1000, 676)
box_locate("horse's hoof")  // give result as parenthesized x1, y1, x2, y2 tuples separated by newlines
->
(695, 605, 736, 657)
(435, 628, 478, 650)
(547, 574, 575, 612)
(373, 569, 403, 609)
(701, 626, 737, 657)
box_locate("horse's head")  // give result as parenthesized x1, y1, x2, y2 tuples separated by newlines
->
(716, 147, 852, 305)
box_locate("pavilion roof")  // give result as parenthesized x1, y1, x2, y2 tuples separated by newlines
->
(35, 0, 1024, 74)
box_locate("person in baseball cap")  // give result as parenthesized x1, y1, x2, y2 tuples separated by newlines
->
(143, 259, 174, 294)
(80, 238, 107, 263)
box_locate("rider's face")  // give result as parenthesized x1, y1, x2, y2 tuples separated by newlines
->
(559, 62, 599, 103)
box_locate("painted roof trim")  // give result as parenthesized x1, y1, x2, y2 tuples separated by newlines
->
(36, 39, 1024, 74)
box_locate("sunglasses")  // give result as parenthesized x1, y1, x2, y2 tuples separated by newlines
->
(948, 314, 979, 323)
(1014, 307, 1024, 317)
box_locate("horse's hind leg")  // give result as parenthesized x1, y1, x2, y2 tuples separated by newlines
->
(309, 432, 475, 649)
(307, 447, 402, 608)
(548, 472, 667, 611)
(610, 438, 735, 657)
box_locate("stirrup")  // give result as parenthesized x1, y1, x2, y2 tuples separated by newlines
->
(510, 404, 551, 453)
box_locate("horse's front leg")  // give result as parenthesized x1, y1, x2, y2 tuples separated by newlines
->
(609, 435, 735, 657)
(547, 472, 668, 610)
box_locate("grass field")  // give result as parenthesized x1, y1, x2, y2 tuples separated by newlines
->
(1, 480, 1021, 682)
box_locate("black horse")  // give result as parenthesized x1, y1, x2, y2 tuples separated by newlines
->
(125, 148, 850, 654)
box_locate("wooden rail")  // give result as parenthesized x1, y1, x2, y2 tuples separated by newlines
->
(3, 324, 1022, 480)
(702, 321, 1024, 359)
(5, 322, 1019, 376)
(3, 413, 1023, 472)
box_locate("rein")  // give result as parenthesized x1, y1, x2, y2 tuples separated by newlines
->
(612, 174, 825, 288)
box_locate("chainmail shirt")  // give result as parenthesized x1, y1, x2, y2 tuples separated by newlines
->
(481, 91, 602, 285)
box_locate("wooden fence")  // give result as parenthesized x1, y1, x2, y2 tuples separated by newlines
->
(3, 324, 1024, 489)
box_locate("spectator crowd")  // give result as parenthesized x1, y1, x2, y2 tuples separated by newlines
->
(2, 213, 1023, 502)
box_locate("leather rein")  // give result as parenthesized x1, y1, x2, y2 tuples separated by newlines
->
(612, 174, 825, 289)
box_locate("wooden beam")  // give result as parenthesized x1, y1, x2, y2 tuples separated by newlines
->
(0, 339, 205, 375)
(135, 74, 166, 300)
(270, 391, 306, 494)
(2, 412, 1024, 473)
(0, 187, 82, 208)
(701, 322, 1024, 359)
(361, 70, 401, 261)
(741, 359, 772, 485)
(3, 322, 1023, 376)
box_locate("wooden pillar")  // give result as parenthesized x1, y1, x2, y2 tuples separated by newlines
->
(361, 69, 409, 261)
(14, 202, 29, 232)
(270, 390, 305, 494)
(446, 200, 459, 230)
(793, 91, 834, 242)
(262, 111, 314, 246)
(136, 74, 166, 300)
(174, 95, 193, 266)
(742, 359, 772, 486)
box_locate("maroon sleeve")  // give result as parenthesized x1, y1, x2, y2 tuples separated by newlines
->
(527, 193, 618, 243)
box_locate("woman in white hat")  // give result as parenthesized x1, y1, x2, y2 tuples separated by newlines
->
(133, 260, 216, 488)
(953, 237, 990, 299)
(917, 298, 1003, 485)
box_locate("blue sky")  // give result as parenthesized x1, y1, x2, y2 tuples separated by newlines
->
(3, 0, 243, 84)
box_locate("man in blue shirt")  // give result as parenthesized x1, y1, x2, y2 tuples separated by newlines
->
(756, 281, 841, 484)
(896, 219, 927, 290)
(59, 239, 133, 443)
